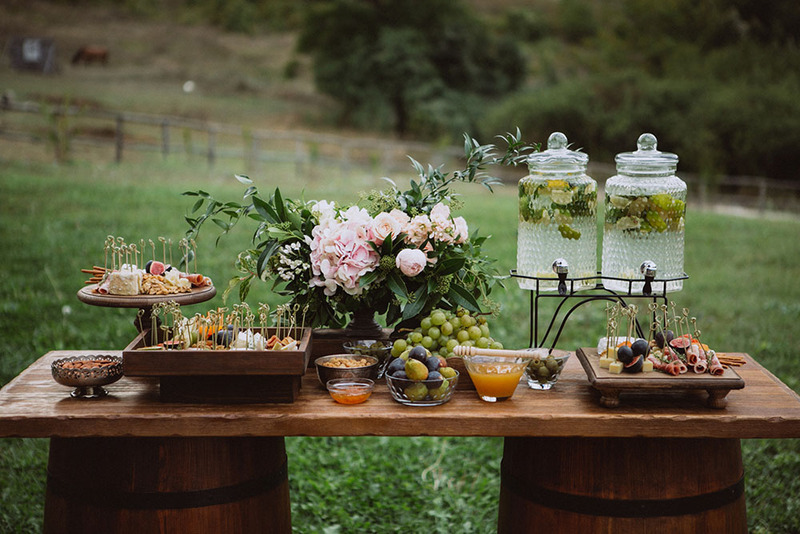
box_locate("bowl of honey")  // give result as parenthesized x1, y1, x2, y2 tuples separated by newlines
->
(326, 378, 375, 404)
(461, 354, 531, 402)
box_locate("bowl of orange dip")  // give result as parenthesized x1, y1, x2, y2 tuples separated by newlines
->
(462, 354, 531, 402)
(326, 378, 375, 404)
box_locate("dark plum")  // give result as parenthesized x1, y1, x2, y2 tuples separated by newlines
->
(617, 345, 634, 364)
(392, 370, 408, 379)
(408, 345, 428, 362)
(387, 358, 405, 375)
(425, 356, 441, 372)
(425, 371, 443, 389)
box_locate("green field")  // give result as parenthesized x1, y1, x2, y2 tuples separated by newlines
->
(1, 155, 799, 533)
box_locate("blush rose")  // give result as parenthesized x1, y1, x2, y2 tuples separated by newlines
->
(396, 248, 427, 277)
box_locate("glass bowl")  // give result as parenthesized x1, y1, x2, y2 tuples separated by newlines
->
(462, 354, 531, 402)
(523, 349, 571, 390)
(342, 340, 392, 378)
(385, 370, 459, 406)
(314, 354, 379, 387)
(326, 378, 375, 405)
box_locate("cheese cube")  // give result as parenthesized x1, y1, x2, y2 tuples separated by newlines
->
(608, 361, 623, 374)
(599, 356, 614, 369)
(642, 360, 654, 373)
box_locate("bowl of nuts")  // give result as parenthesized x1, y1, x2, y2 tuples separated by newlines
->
(313, 354, 379, 387)
(342, 340, 392, 378)
(51, 355, 124, 398)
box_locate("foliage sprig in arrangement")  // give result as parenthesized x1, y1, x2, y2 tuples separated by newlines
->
(184, 134, 519, 328)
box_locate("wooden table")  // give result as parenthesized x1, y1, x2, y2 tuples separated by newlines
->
(2, 351, 800, 533)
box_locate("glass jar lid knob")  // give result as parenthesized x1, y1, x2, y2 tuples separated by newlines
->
(548, 131, 568, 150)
(615, 133, 678, 175)
(527, 131, 588, 173)
(637, 133, 658, 152)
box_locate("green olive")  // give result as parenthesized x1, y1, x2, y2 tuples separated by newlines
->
(536, 365, 551, 378)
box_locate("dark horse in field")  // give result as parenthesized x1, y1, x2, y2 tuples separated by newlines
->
(71, 46, 108, 65)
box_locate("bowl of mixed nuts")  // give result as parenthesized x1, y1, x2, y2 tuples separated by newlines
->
(51, 355, 124, 398)
(313, 354, 379, 387)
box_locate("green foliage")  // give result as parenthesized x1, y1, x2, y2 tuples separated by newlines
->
(183, 137, 505, 327)
(485, 67, 800, 180)
(557, 0, 597, 43)
(503, 8, 550, 42)
(297, 0, 524, 137)
(478, 0, 800, 181)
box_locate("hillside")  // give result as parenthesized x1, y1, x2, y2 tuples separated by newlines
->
(1, 0, 330, 131)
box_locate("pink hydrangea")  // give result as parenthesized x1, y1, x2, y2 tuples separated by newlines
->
(307, 207, 380, 296)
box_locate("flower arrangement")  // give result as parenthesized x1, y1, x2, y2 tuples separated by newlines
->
(184, 133, 534, 329)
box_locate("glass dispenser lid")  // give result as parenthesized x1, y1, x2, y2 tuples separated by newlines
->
(528, 132, 588, 173)
(615, 133, 678, 175)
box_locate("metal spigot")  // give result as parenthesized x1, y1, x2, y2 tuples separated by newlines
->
(552, 258, 569, 296)
(640, 261, 657, 296)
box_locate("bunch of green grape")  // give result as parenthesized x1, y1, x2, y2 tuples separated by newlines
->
(391, 308, 503, 359)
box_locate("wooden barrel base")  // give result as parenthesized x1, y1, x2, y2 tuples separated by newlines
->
(43, 436, 291, 534)
(498, 437, 747, 533)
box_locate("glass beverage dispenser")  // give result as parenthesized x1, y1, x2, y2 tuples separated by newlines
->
(517, 132, 597, 292)
(602, 133, 686, 293)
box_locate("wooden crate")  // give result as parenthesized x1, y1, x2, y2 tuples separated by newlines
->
(123, 328, 311, 403)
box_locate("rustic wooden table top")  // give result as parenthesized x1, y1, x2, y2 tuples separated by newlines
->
(2, 351, 799, 439)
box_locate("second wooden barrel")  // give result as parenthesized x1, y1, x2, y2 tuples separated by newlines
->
(498, 437, 746, 533)
(44, 436, 291, 534)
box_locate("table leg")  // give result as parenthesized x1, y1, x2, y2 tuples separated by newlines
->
(498, 436, 747, 533)
(43, 436, 291, 534)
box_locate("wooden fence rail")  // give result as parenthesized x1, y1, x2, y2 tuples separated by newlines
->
(2, 97, 799, 215)
(0, 97, 463, 175)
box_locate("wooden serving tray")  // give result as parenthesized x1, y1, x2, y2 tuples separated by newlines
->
(576, 347, 745, 409)
(123, 327, 311, 403)
(78, 284, 216, 309)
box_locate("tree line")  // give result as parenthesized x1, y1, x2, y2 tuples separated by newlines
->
(53, 0, 800, 181)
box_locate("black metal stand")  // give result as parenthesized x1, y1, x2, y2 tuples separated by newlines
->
(510, 271, 689, 350)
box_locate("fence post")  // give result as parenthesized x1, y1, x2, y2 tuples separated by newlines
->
(161, 119, 170, 160)
(250, 133, 258, 174)
(341, 141, 350, 176)
(207, 126, 216, 168)
(115, 114, 124, 163)
(295, 136, 304, 177)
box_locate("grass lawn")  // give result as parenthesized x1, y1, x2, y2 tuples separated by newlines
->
(1, 154, 799, 533)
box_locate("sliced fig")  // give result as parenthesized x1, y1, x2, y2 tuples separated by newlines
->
(669, 334, 692, 354)
(623, 355, 643, 373)
(149, 260, 166, 276)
